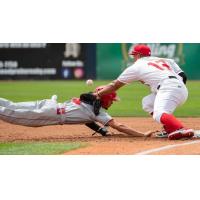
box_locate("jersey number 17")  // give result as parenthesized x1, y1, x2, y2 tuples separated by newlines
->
(148, 60, 172, 71)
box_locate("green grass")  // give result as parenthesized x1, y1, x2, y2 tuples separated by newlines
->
(0, 142, 86, 155)
(0, 80, 199, 117)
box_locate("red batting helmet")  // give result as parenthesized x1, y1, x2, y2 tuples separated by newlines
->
(95, 86, 119, 109)
(129, 44, 151, 56)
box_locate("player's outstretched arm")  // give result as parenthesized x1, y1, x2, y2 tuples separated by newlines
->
(94, 80, 125, 98)
(107, 119, 153, 137)
(85, 122, 108, 136)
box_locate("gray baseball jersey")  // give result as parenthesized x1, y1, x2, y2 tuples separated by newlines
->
(0, 97, 112, 127)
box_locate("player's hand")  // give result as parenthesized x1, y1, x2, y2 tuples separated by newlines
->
(143, 130, 157, 137)
(93, 92, 100, 100)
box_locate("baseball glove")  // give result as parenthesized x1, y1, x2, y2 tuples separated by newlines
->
(80, 92, 101, 115)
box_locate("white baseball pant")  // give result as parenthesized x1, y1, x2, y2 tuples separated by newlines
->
(0, 98, 61, 127)
(142, 78, 188, 123)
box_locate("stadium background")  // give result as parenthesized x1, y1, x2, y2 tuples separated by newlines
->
(1, 43, 200, 80)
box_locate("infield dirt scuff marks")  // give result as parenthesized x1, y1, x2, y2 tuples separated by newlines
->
(1, 117, 200, 155)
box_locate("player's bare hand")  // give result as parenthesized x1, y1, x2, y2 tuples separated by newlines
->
(93, 92, 100, 99)
(143, 130, 157, 137)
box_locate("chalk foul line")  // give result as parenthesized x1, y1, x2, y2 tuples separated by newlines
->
(135, 140, 200, 155)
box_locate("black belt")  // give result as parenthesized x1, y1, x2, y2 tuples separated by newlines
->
(168, 76, 177, 79)
(157, 76, 178, 90)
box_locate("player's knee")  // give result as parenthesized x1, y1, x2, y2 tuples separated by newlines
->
(153, 111, 163, 123)
(142, 97, 153, 113)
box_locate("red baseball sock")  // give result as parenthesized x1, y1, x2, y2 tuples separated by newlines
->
(160, 113, 184, 133)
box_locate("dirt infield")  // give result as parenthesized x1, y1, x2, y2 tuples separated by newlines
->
(0, 117, 200, 155)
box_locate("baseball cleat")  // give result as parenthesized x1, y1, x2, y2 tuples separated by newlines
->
(193, 130, 200, 138)
(51, 95, 58, 101)
(168, 128, 194, 140)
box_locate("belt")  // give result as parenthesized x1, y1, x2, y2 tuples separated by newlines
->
(157, 76, 178, 90)
(168, 76, 177, 79)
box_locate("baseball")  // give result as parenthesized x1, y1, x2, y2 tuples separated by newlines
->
(86, 79, 93, 86)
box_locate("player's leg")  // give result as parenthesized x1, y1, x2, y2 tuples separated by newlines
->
(0, 97, 52, 110)
(153, 80, 188, 130)
(0, 99, 61, 127)
(0, 97, 39, 110)
(142, 93, 156, 115)
(142, 93, 169, 138)
(152, 80, 193, 139)
(0, 98, 16, 107)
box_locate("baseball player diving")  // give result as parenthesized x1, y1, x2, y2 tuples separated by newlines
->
(0, 86, 154, 137)
(93, 44, 194, 140)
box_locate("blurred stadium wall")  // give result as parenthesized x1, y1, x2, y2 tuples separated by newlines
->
(0, 43, 199, 80)
(97, 43, 200, 80)
(0, 43, 96, 80)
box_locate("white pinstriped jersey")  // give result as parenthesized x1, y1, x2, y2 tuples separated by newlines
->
(118, 57, 183, 92)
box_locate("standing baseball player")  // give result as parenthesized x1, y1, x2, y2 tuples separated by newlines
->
(94, 44, 194, 140)
(0, 87, 153, 137)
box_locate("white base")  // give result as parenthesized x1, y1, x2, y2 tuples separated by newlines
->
(194, 130, 200, 138)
